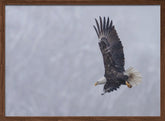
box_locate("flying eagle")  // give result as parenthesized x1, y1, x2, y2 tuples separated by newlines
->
(93, 17, 142, 95)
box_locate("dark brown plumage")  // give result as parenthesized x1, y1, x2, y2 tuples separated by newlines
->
(94, 17, 128, 94)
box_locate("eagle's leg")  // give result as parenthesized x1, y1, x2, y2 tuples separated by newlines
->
(116, 73, 132, 88)
(126, 81, 132, 88)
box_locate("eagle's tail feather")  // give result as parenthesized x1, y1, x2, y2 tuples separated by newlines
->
(124, 67, 142, 87)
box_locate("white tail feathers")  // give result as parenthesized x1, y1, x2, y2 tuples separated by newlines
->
(124, 67, 142, 87)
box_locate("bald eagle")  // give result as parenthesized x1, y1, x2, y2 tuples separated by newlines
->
(93, 17, 142, 95)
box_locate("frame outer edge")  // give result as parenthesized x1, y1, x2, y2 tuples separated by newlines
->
(0, 0, 3, 118)
(0, 0, 164, 121)
(161, 1, 165, 121)
(0, 1, 5, 120)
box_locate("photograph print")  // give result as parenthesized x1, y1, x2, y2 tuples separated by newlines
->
(5, 5, 160, 116)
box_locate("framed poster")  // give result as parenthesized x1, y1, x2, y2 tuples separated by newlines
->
(0, 0, 164, 121)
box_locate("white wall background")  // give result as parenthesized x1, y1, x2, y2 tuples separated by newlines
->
(5, 5, 160, 116)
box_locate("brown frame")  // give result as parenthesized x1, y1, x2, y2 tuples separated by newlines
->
(0, 0, 164, 121)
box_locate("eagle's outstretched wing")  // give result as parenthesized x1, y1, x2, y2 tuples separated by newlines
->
(94, 17, 126, 92)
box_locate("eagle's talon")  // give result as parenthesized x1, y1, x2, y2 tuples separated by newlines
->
(126, 81, 132, 88)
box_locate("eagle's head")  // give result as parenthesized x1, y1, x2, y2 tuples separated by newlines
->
(94, 77, 106, 86)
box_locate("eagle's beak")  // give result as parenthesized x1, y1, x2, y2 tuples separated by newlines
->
(126, 81, 132, 88)
(95, 82, 98, 86)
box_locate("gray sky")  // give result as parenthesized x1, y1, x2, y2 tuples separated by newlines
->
(5, 5, 160, 116)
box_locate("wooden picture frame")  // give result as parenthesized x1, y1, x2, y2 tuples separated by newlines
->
(0, 0, 164, 121)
